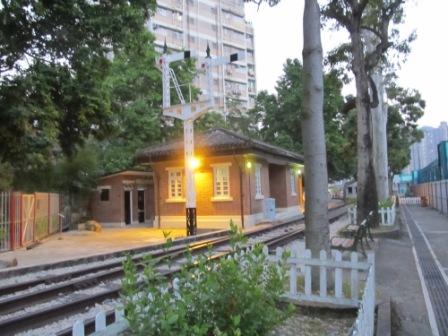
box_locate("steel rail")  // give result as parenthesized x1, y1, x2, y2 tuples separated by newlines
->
(0, 205, 346, 335)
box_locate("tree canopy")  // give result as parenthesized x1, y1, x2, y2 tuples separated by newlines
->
(0, 0, 155, 181)
(246, 59, 351, 181)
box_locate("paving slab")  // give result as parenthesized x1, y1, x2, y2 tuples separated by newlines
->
(376, 209, 432, 336)
(406, 205, 448, 271)
(403, 205, 448, 335)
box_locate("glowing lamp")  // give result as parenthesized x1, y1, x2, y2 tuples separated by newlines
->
(246, 161, 252, 169)
(188, 157, 201, 170)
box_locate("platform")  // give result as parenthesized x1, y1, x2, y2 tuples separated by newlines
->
(401, 204, 448, 335)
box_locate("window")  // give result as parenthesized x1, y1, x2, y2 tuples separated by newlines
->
(212, 164, 231, 199)
(290, 169, 297, 196)
(168, 169, 183, 199)
(100, 189, 110, 201)
(158, 6, 170, 17)
(255, 164, 263, 198)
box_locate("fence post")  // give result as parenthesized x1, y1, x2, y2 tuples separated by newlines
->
(95, 310, 106, 331)
(73, 320, 84, 336)
(380, 208, 385, 226)
(332, 250, 343, 298)
(290, 244, 298, 297)
(304, 249, 312, 296)
(350, 252, 359, 301)
(115, 308, 125, 321)
(319, 250, 327, 298)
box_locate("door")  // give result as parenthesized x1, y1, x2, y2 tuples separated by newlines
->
(137, 190, 145, 223)
(124, 190, 131, 225)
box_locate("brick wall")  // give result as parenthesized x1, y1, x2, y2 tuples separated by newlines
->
(152, 155, 301, 228)
(91, 175, 124, 225)
(91, 174, 154, 226)
(152, 155, 245, 219)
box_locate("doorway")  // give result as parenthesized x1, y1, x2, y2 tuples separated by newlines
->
(124, 190, 131, 225)
(137, 190, 145, 223)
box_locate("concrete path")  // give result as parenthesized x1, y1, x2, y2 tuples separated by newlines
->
(376, 208, 432, 336)
(402, 205, 448, 336)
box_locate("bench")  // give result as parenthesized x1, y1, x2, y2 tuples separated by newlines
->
(331, 219, 367, 257)
(340, 211, 374, 243)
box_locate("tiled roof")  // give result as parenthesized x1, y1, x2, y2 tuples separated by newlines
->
(136, 128, 303, 163)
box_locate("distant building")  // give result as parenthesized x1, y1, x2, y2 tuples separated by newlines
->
(149, 0, 257, 113)
(406, 121, 448, 172)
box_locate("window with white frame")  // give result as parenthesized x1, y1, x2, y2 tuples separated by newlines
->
(290, 169, 297, 196)
(212, 164, 231, 198)
(255, 164, 263, 198)
(168, 169, 183, 199)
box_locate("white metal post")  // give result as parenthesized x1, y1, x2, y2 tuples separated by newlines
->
(157, 48, 244, 235)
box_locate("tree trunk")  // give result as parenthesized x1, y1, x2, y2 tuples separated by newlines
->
(302, 0, 330, 257)
(365, 31, 389, 201)
(350, 29, 379, 227)
(372, 72, 389, 201)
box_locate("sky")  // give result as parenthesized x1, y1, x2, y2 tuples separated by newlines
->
(244, 0, 447, 128)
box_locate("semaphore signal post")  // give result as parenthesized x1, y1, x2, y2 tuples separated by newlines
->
(156, 43, 244, 236)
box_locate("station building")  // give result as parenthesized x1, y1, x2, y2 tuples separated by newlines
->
(91, 170, 155, 227)
(134, 128, 304, 230)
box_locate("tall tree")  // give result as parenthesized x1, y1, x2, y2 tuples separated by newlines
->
(0, 0, 155, 181)
(386, 84, 424, 175)
(365, 31, 389, 201)
(302, 0, 330, 256)
(323, 0, 408, 225)
(246, 60, 352, 180)
(245, 0, 331, 255)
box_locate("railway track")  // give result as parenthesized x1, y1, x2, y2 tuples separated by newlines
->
(0, 204, 346, 335)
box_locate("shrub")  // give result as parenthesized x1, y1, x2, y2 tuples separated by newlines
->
(378, 198, 394, 209)
(121, 224, 289, 336)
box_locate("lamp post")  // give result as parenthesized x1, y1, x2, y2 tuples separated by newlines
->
(157, 44, 245, 235)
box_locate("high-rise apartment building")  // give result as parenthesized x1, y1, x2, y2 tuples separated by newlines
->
(406, 121, 448, 172)
(149, 0, 257, 114)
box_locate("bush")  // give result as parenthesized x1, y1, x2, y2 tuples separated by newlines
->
(378, 198, 394, 209)
(121, 224, 290, 336)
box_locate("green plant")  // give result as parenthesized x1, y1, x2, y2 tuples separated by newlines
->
(378, 198, 394, 209)
(121, 223, 289, 335)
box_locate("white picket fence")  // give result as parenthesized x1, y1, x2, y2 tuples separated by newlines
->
(265, 245, 375, 335)
(348, 204, 396, 226)
(72, 309, 127, 336)
(351, 262, 376, 335)
(399, 197, 421, 205)
(70, 248, 375, 336)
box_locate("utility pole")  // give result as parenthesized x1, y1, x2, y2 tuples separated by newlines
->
(156, 43, 244, 235)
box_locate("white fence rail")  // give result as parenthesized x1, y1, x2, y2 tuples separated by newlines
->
(72, 309, 126, 336)
(348, 204, 396, 226)
(265, 245, 375, 335)
(399, 197, 421, 205)
(350, 261, 375, 335)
